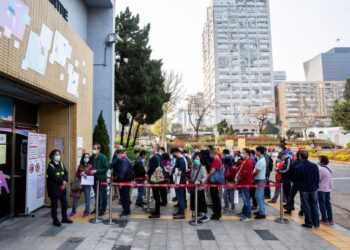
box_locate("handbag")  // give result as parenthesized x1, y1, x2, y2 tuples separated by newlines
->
(187, 167, 201, 194)
(210, 166, 225, 184)
(70, 179, 82, 191)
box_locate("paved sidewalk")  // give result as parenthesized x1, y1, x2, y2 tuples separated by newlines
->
(1, 189, 350, 250)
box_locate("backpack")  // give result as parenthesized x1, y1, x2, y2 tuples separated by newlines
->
(124, 160, 135, 181)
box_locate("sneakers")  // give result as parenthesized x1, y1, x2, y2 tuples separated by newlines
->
(298, 211, 304, 217)
(61, 218, 73, 224)
(268, 200, 276, 203)
(329, 221, 335, 226)
(68, 212, 76, 218)
(173, 214, 185, 219)
(199, 215, 210, 222)
(98, 212, 106, 216)
(90, 210, 96, 215)
(53, 221, 61, 227)
(148, 213, 160, 219)
(240, 217, 253, 222)
(284, 210, 292, 215)
(83, 212, 89, 218)
(254, 214, 266, 220)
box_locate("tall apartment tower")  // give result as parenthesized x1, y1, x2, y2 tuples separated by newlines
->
(203, 0, 275, 132)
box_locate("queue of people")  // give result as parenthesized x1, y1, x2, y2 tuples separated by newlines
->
(46, 143, 334, 229)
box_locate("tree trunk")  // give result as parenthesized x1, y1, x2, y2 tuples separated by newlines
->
(195, 128, 199, 140)
(132, 122, 141, 147)
(120, 124, 125, 146)
(161, 112, 167, 148)
(126, 115, 135, 148)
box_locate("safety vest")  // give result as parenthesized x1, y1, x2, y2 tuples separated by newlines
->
(47, 162, 65, 178)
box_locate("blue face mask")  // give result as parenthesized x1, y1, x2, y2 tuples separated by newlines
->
(84, 157, 90, 163)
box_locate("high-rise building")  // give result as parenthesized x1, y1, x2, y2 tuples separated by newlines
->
(304, 47, 350, 81)
(203, 0, 275, 132)
(273, 71, 286, 86)
(276, 81, 345, 135)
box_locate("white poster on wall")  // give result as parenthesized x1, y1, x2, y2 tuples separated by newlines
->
(26, 133, 47, 214)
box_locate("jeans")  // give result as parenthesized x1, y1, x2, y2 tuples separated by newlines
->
(271, 184, 280, 202)
(255, 180, 266, 215)
(50, 194, 67, 223)
(249, 187, 257, 207)
(71, 186, 91, 214)
(301, 191, 320, 227)
(223, 188, 235, 210)
(241, 188, 251, 218)
(136, 180, 145, 204)
(119, 186, 131, 215)
(318, 191, 333, 223)
(286, 184, 299, 211)
(210, 185, 222, 217)
(176, 187, 186, 215)
(94, 182, 107, 213)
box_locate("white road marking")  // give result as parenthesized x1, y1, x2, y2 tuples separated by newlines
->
(332, 177, 350, 180)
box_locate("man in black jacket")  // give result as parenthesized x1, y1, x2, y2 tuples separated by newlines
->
(294, 150, 320, 229)
(134, 150, 147, 207)
(147, 145, 164, 219)
(277, 151, 292, 201)
(284, 151, 302, 214)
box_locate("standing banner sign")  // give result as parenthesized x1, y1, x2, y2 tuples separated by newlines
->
(26, 133, 47, 214)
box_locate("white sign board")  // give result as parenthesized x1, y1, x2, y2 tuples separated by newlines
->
(0, 134, 6, 144)
(26, 133, 47, 214)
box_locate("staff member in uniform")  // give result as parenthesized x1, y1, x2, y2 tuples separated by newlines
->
(47, 149, 73, 227)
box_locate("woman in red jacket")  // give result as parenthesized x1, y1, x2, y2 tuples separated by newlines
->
(235, 148, 254, 222)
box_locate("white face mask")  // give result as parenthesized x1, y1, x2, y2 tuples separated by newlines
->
(92, 149, 98, 155)
(54, 155, 61, 162)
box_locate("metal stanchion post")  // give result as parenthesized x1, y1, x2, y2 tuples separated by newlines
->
(274, 182, 289, 224)
(189, 184, 203, 226)
(103, 181, 118, 225)
(145, 183, 151, 214)
(89, 181, 103, 224)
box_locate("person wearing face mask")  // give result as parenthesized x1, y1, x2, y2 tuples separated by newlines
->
(46, 149, 73, 227)
(189, 153, 209, 222)
(91, 143, 109, 216)
(235, 148, 254, 222)
(69, 153, 97, 218)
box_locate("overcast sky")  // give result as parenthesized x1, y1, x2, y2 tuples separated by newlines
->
(117, 0, 350, 94)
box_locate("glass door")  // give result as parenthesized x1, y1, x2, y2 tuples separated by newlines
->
(0, 131, 12, 220)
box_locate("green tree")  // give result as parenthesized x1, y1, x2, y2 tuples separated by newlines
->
(93, 111, 111, 160)
(217, 119, 228, 135)
(344, 79, 350, 100)
(286, 129, 295, 139)
(332, 100, 350, 133)
(115, 7, 152, 147)
(263, 123, 279, 134)
(115, 8, 169, 147)
(227, 125, 234, 135)
(308, 131, 316, 138)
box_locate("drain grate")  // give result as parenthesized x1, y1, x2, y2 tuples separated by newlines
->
(254, 230, 278, 241)
(112, 245, 131, 250)
(197, 229, 215, 240)
(40, 226, 65, 237)
(57, 237, 84, 250)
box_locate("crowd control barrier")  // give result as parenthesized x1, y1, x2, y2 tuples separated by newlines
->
(95, 180, 288, 226)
